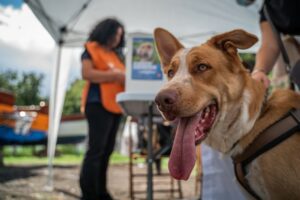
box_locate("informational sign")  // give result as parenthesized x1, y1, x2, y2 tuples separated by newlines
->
(131, 37, 162, 80)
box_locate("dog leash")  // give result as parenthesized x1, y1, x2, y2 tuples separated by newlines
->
(232, 108, 300, 199)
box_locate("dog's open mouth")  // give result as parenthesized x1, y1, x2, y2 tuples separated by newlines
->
(168, 101, 218, 180)
(194, 102, 218, 144)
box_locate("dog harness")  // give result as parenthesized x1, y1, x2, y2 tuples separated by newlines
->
(232, 108, 300, 200)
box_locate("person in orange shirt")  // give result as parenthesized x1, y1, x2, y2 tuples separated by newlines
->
(79, 18, 125, 200)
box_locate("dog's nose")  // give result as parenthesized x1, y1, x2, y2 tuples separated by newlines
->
(155, 89, 178, 109)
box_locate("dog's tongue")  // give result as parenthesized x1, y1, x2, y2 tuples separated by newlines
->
(168, 116, 198, 180)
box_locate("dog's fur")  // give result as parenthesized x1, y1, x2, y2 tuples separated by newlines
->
(154, 28, 300, 199)
(137, 42, 154, 61)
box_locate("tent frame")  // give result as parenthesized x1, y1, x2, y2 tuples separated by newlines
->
(25, 0, 92, 189)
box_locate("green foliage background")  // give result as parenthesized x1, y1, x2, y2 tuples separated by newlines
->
(62, 79, 85, 115)
(0, 70, 85, 115)
(0, 70, 46, 105)
(239, 53, 256, 70)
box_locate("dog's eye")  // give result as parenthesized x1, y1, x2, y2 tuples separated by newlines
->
(167, 69, 175, 78)
(196, 64, 209, 72)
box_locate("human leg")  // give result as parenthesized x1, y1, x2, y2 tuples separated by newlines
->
(98, 114, 121, 199)
(80, 103, 117, 200)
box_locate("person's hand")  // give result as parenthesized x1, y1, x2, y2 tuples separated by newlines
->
(111, 68, 125, 85)
(115, 71, 125, 85)
(251, 70, 270, 89)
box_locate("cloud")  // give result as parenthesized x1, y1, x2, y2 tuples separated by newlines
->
(0, 4, 55, 51)
(0, 4, 82, 97)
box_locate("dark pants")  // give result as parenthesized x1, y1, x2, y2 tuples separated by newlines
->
(80, 103, 121, 200)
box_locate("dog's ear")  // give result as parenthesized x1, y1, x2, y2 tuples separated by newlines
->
(209, 29, 258, 55)
(154, 28, 184, 67)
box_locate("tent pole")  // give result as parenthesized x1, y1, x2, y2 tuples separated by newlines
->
(46, 43, 62, 189)
(43, 0, 90, 188)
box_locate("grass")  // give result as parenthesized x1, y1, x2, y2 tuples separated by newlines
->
(4, 154, 83, 165)
(2, 145, 171, 171)
(2, 145, 130, 166)
(2, 145, 198, 176)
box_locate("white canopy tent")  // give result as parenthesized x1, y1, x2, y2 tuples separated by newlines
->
(26, 0, 262, 47)
(25, 0, 263, 188)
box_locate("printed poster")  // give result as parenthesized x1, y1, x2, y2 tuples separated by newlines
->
(131, 37, 162, 80)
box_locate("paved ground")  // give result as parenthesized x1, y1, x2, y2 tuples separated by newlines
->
(0, 163, 201, 200)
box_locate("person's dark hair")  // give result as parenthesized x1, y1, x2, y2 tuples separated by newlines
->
(88, 18, 125, 50)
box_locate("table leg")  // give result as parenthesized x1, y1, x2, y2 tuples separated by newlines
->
(147, 102, 153, 200)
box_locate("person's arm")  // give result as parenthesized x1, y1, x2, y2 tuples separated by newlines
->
(81, 59, 125, 85)
(252, 21, 280, 88)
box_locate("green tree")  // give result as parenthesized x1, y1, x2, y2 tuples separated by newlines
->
(16, 72, 44, 105)
(0, 70, 18, 92)
(0, 70, 45, 105)
(239, 53, 256, 70)
(63, 79, 85, 115)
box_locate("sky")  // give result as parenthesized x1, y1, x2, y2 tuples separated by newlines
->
(0, 1, 82, 97)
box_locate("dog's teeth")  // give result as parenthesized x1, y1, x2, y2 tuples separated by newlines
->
(204, 112, 209, 118)
(195, 128, 199, 135)
(206, 107, 210, 113)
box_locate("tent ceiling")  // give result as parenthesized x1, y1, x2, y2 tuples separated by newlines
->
(26, 0, 263, 49)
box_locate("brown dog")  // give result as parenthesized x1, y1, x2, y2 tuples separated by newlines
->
(154, 28, 300, 199)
